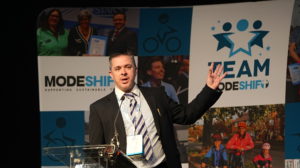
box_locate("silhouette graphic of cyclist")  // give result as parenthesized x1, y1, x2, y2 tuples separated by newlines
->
(44, 117, 76, 162)
(143, 13, 181, 53)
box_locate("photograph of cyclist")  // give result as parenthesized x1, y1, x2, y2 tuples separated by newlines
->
(253, 142, 272, 168)
(226, 121, 254, 168)
(201, 133, 228, 168)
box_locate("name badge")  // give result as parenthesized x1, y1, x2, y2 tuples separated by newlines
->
(126, 135, 143, 156)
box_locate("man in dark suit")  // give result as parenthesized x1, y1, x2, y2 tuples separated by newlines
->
(106, 12, 138, 56)
(89, 53, 227, 168)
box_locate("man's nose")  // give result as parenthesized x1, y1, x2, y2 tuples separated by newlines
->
(121, 68, 127, 75)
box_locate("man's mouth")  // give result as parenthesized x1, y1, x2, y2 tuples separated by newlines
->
(121, 77, 129, 83)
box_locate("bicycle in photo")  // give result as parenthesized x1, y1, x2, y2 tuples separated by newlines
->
(142, 13, 182, 53)
(228, 150, 245, 168)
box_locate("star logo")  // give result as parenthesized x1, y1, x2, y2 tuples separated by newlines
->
(212, 19, 269, 57)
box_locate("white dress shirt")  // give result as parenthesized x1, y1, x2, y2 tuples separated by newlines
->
(115, 85, 166, 168)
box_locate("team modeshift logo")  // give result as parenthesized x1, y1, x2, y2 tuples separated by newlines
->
(209, 19, 271, 91)
(212, 19, 269, 57)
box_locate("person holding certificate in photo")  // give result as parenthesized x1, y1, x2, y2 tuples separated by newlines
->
(68, 10, 98, 56)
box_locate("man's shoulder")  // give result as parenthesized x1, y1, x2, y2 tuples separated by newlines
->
(161, 81, 172, 86)
(139, 85, 165, 94)
(123, 27, 137, 35)
(90, 91, 114, 107)
(161, 81, 175, 89)
(139, 85, 164, 90)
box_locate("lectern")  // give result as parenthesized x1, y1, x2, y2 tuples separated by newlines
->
(43, 144, 137, 168)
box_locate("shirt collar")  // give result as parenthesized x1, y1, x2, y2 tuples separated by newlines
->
(114, 84, 140, 101)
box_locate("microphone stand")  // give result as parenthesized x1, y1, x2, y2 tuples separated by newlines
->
(110, 95, 125, 167)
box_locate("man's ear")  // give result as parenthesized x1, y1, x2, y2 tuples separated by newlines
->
(109, 71, 114, 80)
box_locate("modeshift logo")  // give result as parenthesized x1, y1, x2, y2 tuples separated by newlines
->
(212, 19, 270, 57)
(43, 75, 114, 92)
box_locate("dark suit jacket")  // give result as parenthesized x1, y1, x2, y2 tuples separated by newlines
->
(106, 27, 138, 56)
(89, 85, 222, 168)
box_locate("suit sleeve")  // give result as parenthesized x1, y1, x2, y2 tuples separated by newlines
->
(89, 103, 105, 145)
(162, 84, 222, 125)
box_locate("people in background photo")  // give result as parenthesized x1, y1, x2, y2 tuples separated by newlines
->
(106, 11, 138, 56)
(201, 133, 228, 168)
(142, 57, 180, 103)
(68, 9, 98, 56)
(37, 9, 69, 56)
(176, 58, 189, 104)
(226, 121, 254, 168)
(253, 142, 272, 168)
(289, 26, 300, 63)
(287, 25, 300, 102)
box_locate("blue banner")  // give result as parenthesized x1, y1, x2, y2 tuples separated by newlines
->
(138, 8, 192, 56)
(40, 111, 84, 166)
(285, 102, 300, 159)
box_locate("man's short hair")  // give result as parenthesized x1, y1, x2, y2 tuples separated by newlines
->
(145, 56, 164, 71)
(113, 11, 127, 20)
(109, 52, 136, 70)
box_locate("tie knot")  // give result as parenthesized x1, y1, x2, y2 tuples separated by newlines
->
(123, 92, 136, 99)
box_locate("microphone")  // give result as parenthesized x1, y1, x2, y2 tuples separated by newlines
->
(111, 95, 125, 148)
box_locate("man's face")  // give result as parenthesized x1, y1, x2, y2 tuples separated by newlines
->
(113, 14, 126, 30)
(147, 61, 165, 80)
(109, 55, 136, 92)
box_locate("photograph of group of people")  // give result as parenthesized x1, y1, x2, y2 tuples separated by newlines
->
(188, 105, 284, 168)
(37, 8, 138, 56)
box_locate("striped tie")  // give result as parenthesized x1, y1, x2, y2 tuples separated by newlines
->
(124, 93, 154, 161)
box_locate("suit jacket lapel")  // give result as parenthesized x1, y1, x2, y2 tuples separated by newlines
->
(107, 92, 127, 152)
(139, 87, 161, 135)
